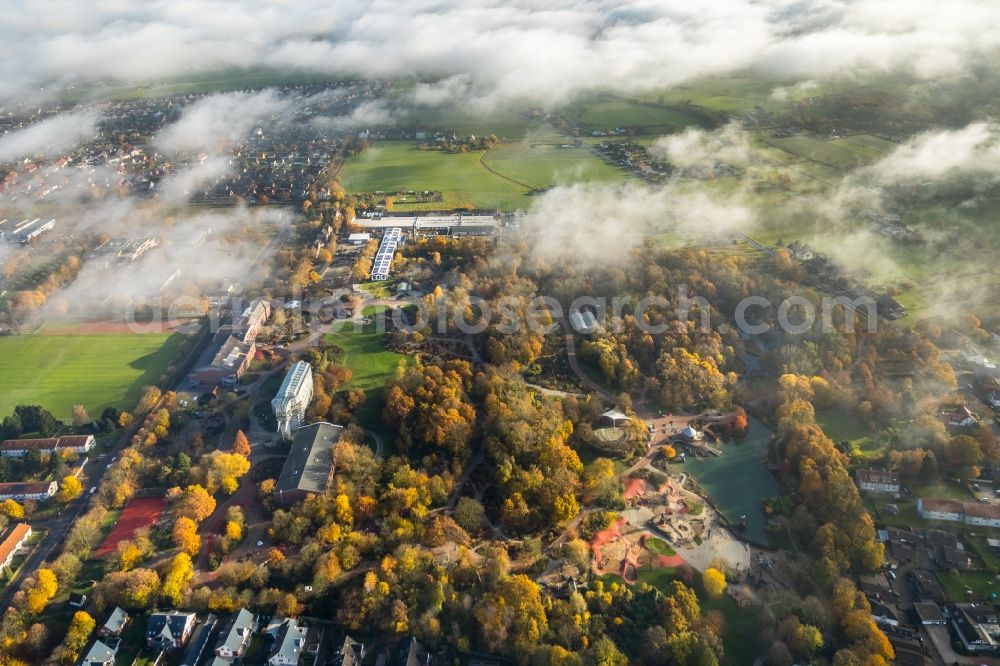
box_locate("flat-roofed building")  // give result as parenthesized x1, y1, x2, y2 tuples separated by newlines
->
(272, 362, 314, 439)
(274, 422, 342, 507)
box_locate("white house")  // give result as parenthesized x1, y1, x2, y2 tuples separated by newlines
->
(0, 523, 31, 571)
(271, 361, 314, 440)
(917, 498, 964, 522)
(267, 618, 308, 666)
(0, 434, 95, 458)
(0, 481, 57, 501)
(213, 608, 256, 662)
(855, 469, 901, 495)
(917, 498, 1000, 528)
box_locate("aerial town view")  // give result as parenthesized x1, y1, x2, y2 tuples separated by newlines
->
(4, 2, 1000, 665)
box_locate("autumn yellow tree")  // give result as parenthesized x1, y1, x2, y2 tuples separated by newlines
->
(25, 568, 59, 614)
(53, 610, 95, 664)
(703, 567, 726, 598)
(201, 452, 251, 495)
(172, 516, 201, 556)
(56, 476, 83, 503)
(174, 485, 216, 523)
(225, 520, 243, 542)
(0, 498, 24, 519)
(161, 553, 194, 606)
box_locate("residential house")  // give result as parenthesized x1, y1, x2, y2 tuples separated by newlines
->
(146, 611, 197, 651)
(916, 498, 964, 522)
(944, 406, 979, 429)
(917, 498, 1000, 528)
(910, 570, 946, 603)
(0, 434, 95, 458)
(395, 637, 432, 666)
(331, 636, 364, 666)
(923, 529, 959, 549)
(79, 639, 117, 666)
(180, 615, 217, 666)
(213, 608, 256, 662)
(0, 523, 31, 570)
(855, 469, 901, 495)
(99, 607, 129, 638)
(267, 618, 308, 666)
(0, 481, 57, 502)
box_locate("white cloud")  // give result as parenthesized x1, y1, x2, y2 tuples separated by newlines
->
(0, 110, 100, 161)
(1, 1, 1000, 105)
(154, 90, 292, 154)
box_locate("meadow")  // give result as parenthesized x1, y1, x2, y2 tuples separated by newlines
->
(339, 143, 530, 210)
(562, 95, 712, 132)
(340, 140, 629, 211)
(0, 332, 187, 420)
(324, 307, 413, 450)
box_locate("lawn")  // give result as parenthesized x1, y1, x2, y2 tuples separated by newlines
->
(757, 134, 875, 170)
(562, 96, 711, 132)
(324, 307, 413, 449)
(936, 570, 1000, 602)
(815, 409, 877, 454)
(481, 143, 626, 191)
(0, 333, 188, 420)
(340, 139, 630, 211)
(643, 537, 676, 556)
(339, 142, 531, 210)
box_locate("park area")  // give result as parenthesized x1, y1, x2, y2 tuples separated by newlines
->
(0, 331, 187, 421)
(95, 497, 167, 557)
(324, 309, 412, 449)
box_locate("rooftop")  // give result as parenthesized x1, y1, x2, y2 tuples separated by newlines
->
(275, 422, 343, 495)
(0, 523, 31, 564)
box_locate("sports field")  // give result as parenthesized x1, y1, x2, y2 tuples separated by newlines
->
(95, 497, 167, 557)
(0, 332, 187, 420)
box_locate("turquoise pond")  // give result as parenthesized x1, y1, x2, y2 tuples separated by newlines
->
(683, 417, 779, 545)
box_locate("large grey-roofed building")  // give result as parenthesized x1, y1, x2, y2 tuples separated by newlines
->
(275, 422, 343, 506)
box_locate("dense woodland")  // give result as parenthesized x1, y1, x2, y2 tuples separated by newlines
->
(1, 222, 995, 666)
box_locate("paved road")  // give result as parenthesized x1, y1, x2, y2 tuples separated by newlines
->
(0, 435, 133, 611)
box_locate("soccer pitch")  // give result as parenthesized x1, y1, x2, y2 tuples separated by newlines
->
(0, 333, 187, 420)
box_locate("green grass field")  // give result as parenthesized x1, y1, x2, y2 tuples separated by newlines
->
(937, 570, 1000, 602)
(340, 143, 531, 210)
(482, 143, 625, 190)
(562, 96, 710, 132)
(340, 140, 630, 211)
(325, 307, 413, 449)
(0, 333, 186, 420)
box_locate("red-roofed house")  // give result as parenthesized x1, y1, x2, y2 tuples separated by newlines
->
(0, 434, 95, 458)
